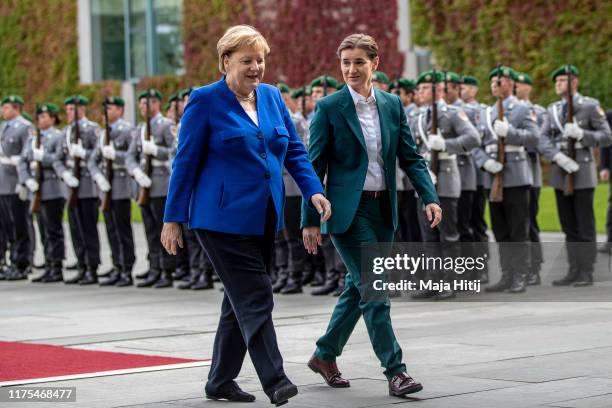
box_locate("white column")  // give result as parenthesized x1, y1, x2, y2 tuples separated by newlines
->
(121, 81, 137, 125)
(77, 0, 93, 84)
(397, 0, 418, 78)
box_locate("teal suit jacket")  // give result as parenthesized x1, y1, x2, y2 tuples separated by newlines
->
(301, 86, 439, 234)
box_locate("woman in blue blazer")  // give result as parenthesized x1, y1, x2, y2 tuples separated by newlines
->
(161, 25, 330, 406)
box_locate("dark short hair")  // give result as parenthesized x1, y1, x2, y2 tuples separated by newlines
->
(337, 33, 378, 60)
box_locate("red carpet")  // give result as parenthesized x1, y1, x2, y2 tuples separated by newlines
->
(0, 341, 202, 382)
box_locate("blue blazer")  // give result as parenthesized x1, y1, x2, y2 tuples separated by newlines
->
(163, 78, 324, 234)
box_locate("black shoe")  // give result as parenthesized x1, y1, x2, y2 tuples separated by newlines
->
(154, 270, 173, 288)
(280, 280, 303, 294)
(310, 273, 325, 287)
(64, 268, 85, 284)
(312, 282, 338, 296)
(271, 383, 298, 406)
(135, 269, 151, 279)
(65, 262, 78, 270)
(552, 270, 578, 286)
(32, 269, 53, 283)
(205, 382, 256, 402)
(410, 289, 437, 300)
(115, 269, 133, 287)
(485, 275, 512, 292)
(41, 266, 63, 283)
(192, 272, 214, 290)
(436, 289, 456, 300)
(301, 270, 314, 285)
(32, 262, 45, 270)
(172, 267, 189, 281)
(272, 278, 287, 293)
(6, 267, 28, 281)
(137, 269, 160, 287)
(507, 274, 527, 293)
(98, 266, 118, 278)
(79, 268, 99, 285)
(527, 271, 541, 286)
(573, 271, 594, 287)
(99, 270, 121, 286)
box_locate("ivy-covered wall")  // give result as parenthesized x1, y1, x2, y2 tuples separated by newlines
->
(411, 0, 611, 107)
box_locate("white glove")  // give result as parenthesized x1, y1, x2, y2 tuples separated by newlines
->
(15, 184, 28, 201)
(102, 144, 116, 160)
(142, 140, 158, 157)
(70, 140, 86, 159)
(94, 173, 111, 193)
(564, 122, 584, 141)
(25, 178, 39, 192)
(428, 168, 438, 185)
(32, 141, 45, 162)
(133, 168, 152, 188)
(10, 155, 20, 166)
(428, 133, 446, 152)
(553, 152, 579, 173)
(61, 170, 79, 188)
(483, 159, 503, 174)
(493, 118, 509, 138)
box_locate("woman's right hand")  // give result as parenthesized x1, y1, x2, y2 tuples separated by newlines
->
(303, 226, 322, 255)
(161, 222, 184, 255)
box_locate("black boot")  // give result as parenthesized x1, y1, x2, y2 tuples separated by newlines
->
(6, 266, 29, 281)
(552, 267, 579, 286)
(178, 269, 199, 289)
(311, 280, 338, 296)
(79, 267, 99, 285)
(32, 268, 53, 283)
(527, 269, 541, 286)
(98, 266, 118, 278)
(332, 269, 347, 296)
(135, 269, 151, 279)
(192, 270, 214, 290)
(99, 268, 121, 286)
(280, 278, 303, 294)
(65, 262, 78, 270)
(137, 268, 161, 287)
(310, 268, 325, 287)
(64, 266, 85, 284)
(272, 267, 288, 293)
(172, 267, 189, 281)
(573, 271, 594, 287)
(41, 264, 63, 283)
(507, 272, 527, 293)
(154, 270, 173, 288)
(115, 267, 134, 287)
(485, 273, 513, 292)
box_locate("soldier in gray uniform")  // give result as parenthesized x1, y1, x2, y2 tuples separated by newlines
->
(54, 95, 102, 285)
(473, 66, 540, 293)
(0, 95, 34, 280)
(539, 65, 612, 286)
(127, 89, 177, 289)
(515, 72, 547, 285)
(88, 96, 136, 287)
(412, 70, 480, 300)
(19, 104, 66, 283)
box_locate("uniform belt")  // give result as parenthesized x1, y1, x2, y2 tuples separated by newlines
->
(112, 164, 126, 170)
(485, 144, 525, 154)
(0, 156, 19, 166)
(362, 190, 387, 199)
(142, 159, 169, 167)
(438, 152, 456, 160)
(556, 141, 585, 150)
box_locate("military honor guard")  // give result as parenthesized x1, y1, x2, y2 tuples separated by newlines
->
(472, 66, 540, 293)
(539, 65, 612, 286)
(127, 89, 177, 288)
(0, 95, 34, 280)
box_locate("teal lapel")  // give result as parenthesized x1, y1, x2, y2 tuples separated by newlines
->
(375, 88, 391, 166)
(338, 87, 367, 152)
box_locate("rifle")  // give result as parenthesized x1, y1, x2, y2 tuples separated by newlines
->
(443, 70, 448, 102)
(489, 64, 506, 202)
(100, 98, 113, 212)
(29, 126, 42, 214)
(174, 94, 180, 125)
(301, 87, 306, 117)
(429, 69, 439, 177)
(323, 76, 328, 97)
(564, 64, 575, 196)
(68, 97, 81, 207)
(137, 90, 152, 206)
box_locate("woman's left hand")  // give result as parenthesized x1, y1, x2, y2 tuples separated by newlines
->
(425, 203, 442, 229)
(311, 193, 332, 222)
(161, 222, 184, 255)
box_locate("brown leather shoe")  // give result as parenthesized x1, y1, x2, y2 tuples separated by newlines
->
(388, 372, 423, 396)
(307, 355, 350, 388)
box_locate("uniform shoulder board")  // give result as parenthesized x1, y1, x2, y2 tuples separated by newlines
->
(441, 105, 448, 112)
(457, 110, 469, 122)
(596, 105, 606, 117)
(582, 96, 600, 106)
(529, 109, 538, 122)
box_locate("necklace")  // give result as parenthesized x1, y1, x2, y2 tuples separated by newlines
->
(234, 91, 256, 102)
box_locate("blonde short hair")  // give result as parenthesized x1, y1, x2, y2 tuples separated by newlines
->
(217, 25, 271, 73)
(336, 33, 379, 60)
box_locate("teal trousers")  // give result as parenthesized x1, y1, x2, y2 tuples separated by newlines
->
(314, 195, 406, 380)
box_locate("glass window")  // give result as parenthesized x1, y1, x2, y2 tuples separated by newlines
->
(129, 0, 148, 79)
(153, 0, 184, 76)
(91, 0, 127, 81)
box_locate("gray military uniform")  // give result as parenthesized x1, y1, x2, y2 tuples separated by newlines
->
(414, 100, 480, 197)
(18, 127, 66, 200)
(539, 94, 612, 190)
(473, 95, 540, 189)
(126, 113, 176, 198)
(0, 116, 33, 195)
(54, 118, 101, 199)
(88, 118, 135, 200)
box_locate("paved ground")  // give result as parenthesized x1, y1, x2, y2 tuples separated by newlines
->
(1, 226, 612, 407)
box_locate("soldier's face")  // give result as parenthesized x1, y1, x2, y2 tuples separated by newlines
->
(224, 46, 265, 95)
(340, 48, 378, 93)
(65, 104, 85, 122)
(555, 75, 577, 96)
(1, 103, 19, 120)
(490, 77, 512, 98)
(106, 105, 123, 122)
(515, 83, 532, 100)
(37, 112, 54, 129)
(138, 98, 160, 118)
(460, 84, 478, 101)
(398, 88, 414, 106)
(417, 83, 432, 104)
(445, 83, 460, 103)
(373, 81, 388, 91)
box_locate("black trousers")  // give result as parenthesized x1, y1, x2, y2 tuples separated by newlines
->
(182, 225, 213, 272)
(529, 187, 543, 273)
(67, 198, 101, 268)
(0, 194, 32, 268)
(606, 180, 612, 242)
(555, 188, 596, 273)
(488, 186, 530, 276)
(195, 199, 289, 399)
(104, 200, 136, 270)
(284, 196, 306, 282)
(396, 190, 422, 242)
(457, 191, 475, 242)
(40, 198, 65, 264)
(470, 185, 489, 242)
(0, 219, 6, 263)
(140, 196, 175, 271)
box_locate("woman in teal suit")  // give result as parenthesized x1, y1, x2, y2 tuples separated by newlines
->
(302, 33, 441, 397)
